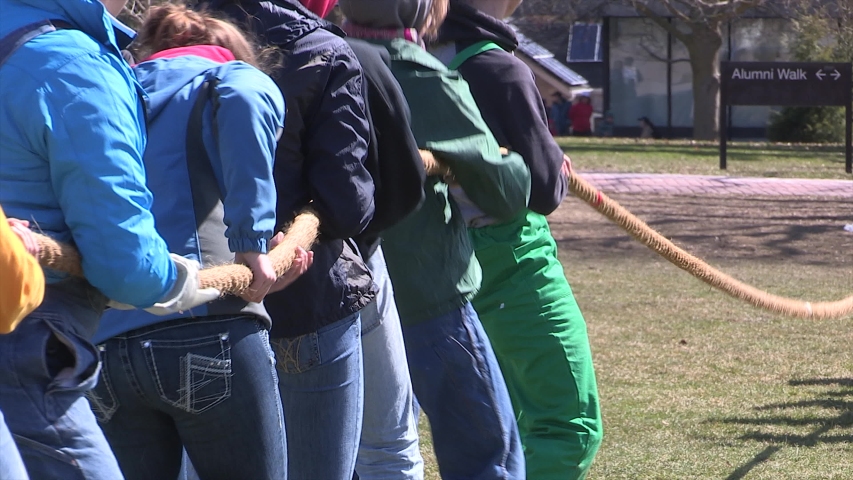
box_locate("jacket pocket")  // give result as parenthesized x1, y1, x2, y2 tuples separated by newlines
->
(142, 333, 233, 414)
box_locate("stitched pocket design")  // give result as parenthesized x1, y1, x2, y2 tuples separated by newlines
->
(142, 333, 233, 414)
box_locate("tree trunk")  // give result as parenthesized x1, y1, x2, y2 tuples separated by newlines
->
(686, 24, 723, 140)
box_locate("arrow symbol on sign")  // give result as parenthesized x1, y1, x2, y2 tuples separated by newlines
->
(816, 70, 826, 80)
(831, 68, 841, 80)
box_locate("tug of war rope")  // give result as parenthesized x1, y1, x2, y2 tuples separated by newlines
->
(34, 150, 853, 320)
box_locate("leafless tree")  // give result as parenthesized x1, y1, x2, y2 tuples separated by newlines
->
(628, 0, 769, 140)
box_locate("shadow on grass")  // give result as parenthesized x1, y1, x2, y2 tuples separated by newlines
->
(712, 378, 853, 480)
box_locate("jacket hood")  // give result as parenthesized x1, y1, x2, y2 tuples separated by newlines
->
(435, 2, 517, 52)
(4, 0, 135, 49)
(200, 0, 344, 46)
(133, 47, 231, 121)
(339, 0, 431, 31)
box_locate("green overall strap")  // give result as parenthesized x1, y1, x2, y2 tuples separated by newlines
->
(447, 40, 504, 70)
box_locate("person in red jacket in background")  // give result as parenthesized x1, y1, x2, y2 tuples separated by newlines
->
(569, 94, 594, 136)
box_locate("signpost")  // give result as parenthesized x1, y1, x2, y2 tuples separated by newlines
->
(720, 61, 852, 174)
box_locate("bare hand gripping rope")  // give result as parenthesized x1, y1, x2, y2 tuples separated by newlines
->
(420, 150, 853, 321)
(35, 210, 320, 297)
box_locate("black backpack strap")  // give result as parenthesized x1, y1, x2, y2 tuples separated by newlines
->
(185, 78, 230, 264)
(0, 19, 73, 67)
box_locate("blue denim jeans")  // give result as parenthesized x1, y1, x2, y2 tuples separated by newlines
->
(356, 247, 423, 480)
(0, 409, 28, 480)
(0, 281, 123, 480)
(272, 312, 363, 480)
(402, 303, 525, 480)
(87, 315, 286, 480)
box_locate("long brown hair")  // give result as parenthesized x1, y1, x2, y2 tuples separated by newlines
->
(419, 0, 449, 41)
(136, 4, 273, 70)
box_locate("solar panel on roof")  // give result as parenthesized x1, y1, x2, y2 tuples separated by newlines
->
(511, 27, 589, 86)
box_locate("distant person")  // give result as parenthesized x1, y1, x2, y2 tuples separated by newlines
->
(569, 94, 594, 136)
(639, 116, 662, 139)
(620, 56, 641, 120)
(550, 92, 571, 136)
(598, 110, 615, 137)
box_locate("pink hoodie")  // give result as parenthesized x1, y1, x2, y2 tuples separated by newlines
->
(144, 45, 236, 64)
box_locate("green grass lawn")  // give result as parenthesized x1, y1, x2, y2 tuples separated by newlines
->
(570, 256, 852, 479)
(556, 137, 852, 180)
(416, 189, 852, 479)
(419, 256, 852, 480)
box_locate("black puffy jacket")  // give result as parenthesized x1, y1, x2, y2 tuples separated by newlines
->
(204, 0, 376, 338)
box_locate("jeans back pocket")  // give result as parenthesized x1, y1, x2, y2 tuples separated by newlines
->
(142, 333, 233, 414)
(85, 345, 120, 423)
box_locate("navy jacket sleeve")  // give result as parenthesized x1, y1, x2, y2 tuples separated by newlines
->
(347, 38, 425, 239)
(460, 51, 568, 215)
(303, 45, 375, 239)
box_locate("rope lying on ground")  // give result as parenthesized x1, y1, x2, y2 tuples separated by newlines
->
(35, 209, 320, 297)
(420, 150, 853, 320)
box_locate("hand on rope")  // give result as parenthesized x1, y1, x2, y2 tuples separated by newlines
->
(561, 154, 573, 178)
(417, 149, 853, 320)
(132, 254, 222, 315)
(234, 250, 277, 303)
(33, 209, 320, 311)
(8, 218, 39, 256)
(266, 231, 314, 294)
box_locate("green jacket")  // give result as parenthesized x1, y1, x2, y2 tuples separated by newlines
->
(374, 38, 531, 325)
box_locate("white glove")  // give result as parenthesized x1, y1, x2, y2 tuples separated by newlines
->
(143, 254, 221, 316)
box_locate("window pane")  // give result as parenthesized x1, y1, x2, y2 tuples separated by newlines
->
(568, 23, 602, 62)
(729, 18, 795, 128)
(670, 24, 693, 127)
(609, 18, 668, 128)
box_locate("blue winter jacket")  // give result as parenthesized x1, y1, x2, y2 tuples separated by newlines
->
(0, 0, 176, 308)
(94, 48, 285, 343)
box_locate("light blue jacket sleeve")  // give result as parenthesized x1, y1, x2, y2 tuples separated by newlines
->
(44, 53, 177, 307)
(212, 64, 284, 253)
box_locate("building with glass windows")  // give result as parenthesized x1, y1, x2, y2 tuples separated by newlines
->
(512, 3, 796, 138)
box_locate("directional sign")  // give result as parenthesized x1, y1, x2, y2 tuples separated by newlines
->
(720, 61, 852, 174)
(815, 67, 843, 81)
(722, 61, 851, 106)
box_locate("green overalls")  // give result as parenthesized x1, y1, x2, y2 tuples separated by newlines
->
(451, 42, 604, 479)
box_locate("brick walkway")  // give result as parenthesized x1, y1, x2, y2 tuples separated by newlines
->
(579, 172, 853, 198)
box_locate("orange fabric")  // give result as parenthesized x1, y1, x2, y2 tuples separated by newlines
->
(0, 207, 45, 333)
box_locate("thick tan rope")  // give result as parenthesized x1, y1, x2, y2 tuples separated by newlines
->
(29, 152, 853, 319)
(34, 209, 320, 297)
(420, 150, 853, 320)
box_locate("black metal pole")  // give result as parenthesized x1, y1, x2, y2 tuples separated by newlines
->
(603, 18, 611, 114)
(846, 103, 851, 174)
(720, 105, 727, 170)
(720, 64, 728, 170)
(667, 19, 672, 138)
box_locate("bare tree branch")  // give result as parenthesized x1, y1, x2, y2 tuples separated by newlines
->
(632, 2, 692, 43)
